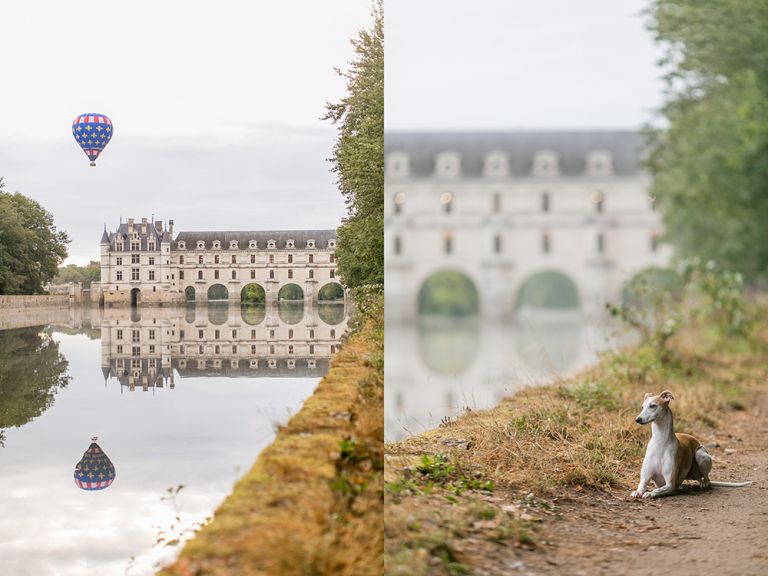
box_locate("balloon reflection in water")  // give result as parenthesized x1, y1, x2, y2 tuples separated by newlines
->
(74, 437, 116, 491)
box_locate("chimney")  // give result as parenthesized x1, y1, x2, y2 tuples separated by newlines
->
(155, 221, 163, 234)
(168, 219, 174, 238)
(127, 218, 134, 233)
(141, 217, 147, 234)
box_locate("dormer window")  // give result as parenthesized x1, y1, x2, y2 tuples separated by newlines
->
(328, 239, 336, 248)
(248, 240, 257, 249)
(230, 240, 238, 249)
(286, 239, 295, 249)
(435, 151, 461, 178)
(386, 151, 410, 177)
(196, 241, 205, 250)
(307, 239, 315, 249)
(268, 240, 276, 249)
(212, 240, 221, 249)
(533, 150, 559, 176)
(177, 241, 186, 250)
(586, 150, 613, 176)
(483, 150, 509, 177)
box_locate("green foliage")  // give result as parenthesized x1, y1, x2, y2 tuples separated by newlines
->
(0, 179, 70, 294)
(318, 282, 344, 301)
(323, 1, 383, 292)
(516, 270, 580, 310)
(645, 1, 768, 284)
(0, 328, 71, 446)
(418, 271, 479, 316)
(563, 379, 619, 411)
(277, 283, 303, 301)
(240, 283, 265, 304)
(54, 260, 100, 287)
(387, 455, 494, 502)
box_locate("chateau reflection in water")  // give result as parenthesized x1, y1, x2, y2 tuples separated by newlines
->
(99, 302, 348, 391)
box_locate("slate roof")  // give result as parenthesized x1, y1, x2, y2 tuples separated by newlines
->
(173, 229, 337, 250)
(104, 220, 167, 251)
(385, 130, 646, 177)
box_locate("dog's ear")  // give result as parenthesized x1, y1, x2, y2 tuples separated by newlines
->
(644, 392, 653, 401)
(660, 390, 675, 402)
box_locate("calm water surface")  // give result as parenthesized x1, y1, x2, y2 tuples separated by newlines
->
(0, 302, 347, 576)
(385, 309, 624, 440)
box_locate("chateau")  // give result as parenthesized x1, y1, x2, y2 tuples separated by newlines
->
(97, 218, 341, 306)
(384, 130, 672, 318)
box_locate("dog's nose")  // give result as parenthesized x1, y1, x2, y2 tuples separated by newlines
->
(635, 417, 643, 424)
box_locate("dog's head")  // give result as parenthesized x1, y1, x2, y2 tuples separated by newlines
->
(635, 390, 674, 425)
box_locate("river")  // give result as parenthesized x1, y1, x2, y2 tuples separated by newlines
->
(0, 302, 347, 576)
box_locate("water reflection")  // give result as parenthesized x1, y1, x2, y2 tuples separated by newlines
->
(74, 437, 116, 491)
(0, 302, 348, 575)
(277, 300, 304, 325)
(318, 302, 346, 326)
(386, 309, 614, 440)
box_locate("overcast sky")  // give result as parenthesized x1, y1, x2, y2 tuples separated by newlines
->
(386, 0, 665, 130)
(0, 0, 665, 265)
(0, 0, 372, 264)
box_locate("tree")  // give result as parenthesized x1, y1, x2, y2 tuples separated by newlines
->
(54, 261, 100, 287)
(0, 178, 70, 294)
(323, 1, 384, 291)
(645, 1, 768, 284)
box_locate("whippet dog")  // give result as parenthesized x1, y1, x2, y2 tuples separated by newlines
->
(631, 390, 752, 499)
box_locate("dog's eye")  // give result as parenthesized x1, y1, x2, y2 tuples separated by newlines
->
(649, 404, 657, 409)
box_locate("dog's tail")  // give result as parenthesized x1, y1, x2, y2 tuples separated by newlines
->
(709, 480, 753, 487)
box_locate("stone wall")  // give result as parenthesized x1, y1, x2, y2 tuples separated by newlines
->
(0, 295, 70, 309)
(0, 295, 72, 330)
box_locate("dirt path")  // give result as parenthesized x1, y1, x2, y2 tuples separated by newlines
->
(514, 389, 768, 576)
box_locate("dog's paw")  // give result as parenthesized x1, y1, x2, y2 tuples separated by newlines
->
(630, 490, 640, 498)
(641, 492, 652, 499)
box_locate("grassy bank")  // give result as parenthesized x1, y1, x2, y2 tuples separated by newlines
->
(159, 300, 383, 576)
(385, 304, 768, 575)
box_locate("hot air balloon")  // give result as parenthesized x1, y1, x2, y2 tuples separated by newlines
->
(74, 437, 116, 491)
(72, 113, 113, 166)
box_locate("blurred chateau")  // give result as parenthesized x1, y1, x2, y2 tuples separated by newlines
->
(94, 218, 343, 307)
(384, 131, 672, 318)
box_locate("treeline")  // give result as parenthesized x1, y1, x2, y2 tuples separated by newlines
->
(53, 261, 100, 287)
(0, 178, 70, 295)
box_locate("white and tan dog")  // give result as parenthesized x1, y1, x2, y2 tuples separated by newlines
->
(631, 390, 752, 499)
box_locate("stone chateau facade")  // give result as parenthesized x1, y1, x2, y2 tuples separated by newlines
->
(97, 218, 341, 306)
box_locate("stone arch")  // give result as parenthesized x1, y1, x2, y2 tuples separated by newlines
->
(514, 270, 580, 311)
(317, 282, 344, 301)
(240, 283, 266, 304)
(207, 283, 228, 301)
(130, 288, 141, 307)
(278, 283, 304, 301)
(185, 286, 196, 302)
(418, 269, 480, 316)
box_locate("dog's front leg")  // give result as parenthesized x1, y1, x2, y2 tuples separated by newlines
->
(648, 457, 677, 498)
(631, 458, 651, 498)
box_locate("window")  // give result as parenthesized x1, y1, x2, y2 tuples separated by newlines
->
(309, 344, 315, 355)
(231, 270, 237, 279)
(269, 254, 274, 264)
(309, 329, 315, 339)
(148, 242, 155, 251)
(149, 344, 155, 354)
(308, 254, 314, 264)
(493, 193, 501, 213)
(117, 329, 123, 340)
(132, 346, 140, 357)
(230, 240, 238, 249)
(251, 344, 256, 354)
(179, 270, 185, 280)
(441, 191, 453, 213)
(249, 240, 257, 249)
(179, 255, 184, 264)
(232, 345, 237, 354)
(198, 329, 203, 339)
(288, 345, 294, 355)
(269, 329, 275, 338)
(148, 270, 155, 281)
(198, 255, 203, 264)
(287, 240, 294, 248)
(269, 270, 274, 279)
(288, 254, 293, 263)
(267, 240, 276, 249)
(330, 254, 335, 263)
(592, 191, 604, 213)
(116, 257, 122, 265)
(232, 329, 237, 338)
(131, 268, 139, 281)
(330, 269, 335, 279)
(251, 329, 256, 338)
(542, 232, 551, 254)
(444, 233, 453, 255)
(215, 329, 220, 339)
(198, 270, 203, 280)
(270, 345, 275, 354)
(494, 235, 502, 254)
(542, 192, 550, 213)
(214, 270, 220, 280)
(132, 254, 140, 264)
(132, 330, 140, 342)
(394, 191, 405, 214)
(178, 241, 186, 249)
(131, 241, 140, 251)
(309, 269, 314, 279)
(288, 329, 293, 339)
(215, 345, 220, 354)
(250, 270, 256, 279)
(180, 330, 185, 339)
(116, 270, 123, 281)
(149, 329, 155, 340)
(288, 270, 293, 279)
(307, 240, 315, 248)
(330, 329, 336, 339)
(214, 255, 220, 264)
(198, 345, 203, 354)
(250, 254, 256, 263)
(213, 241, 220, 249)
(597, 233, 605, 254)
(394, 236, 402, 255)
(117, 345, 123, 354)
(231, 254, 236, 264)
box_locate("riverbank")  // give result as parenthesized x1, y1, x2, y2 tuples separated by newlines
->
(0, 295, 72, 330)
(159, 302, 383, 576)
(385, 307, 768, 575)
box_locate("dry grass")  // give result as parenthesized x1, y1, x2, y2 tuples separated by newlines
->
(385, 313, 768, 574)
(159, 305, 383, 576)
